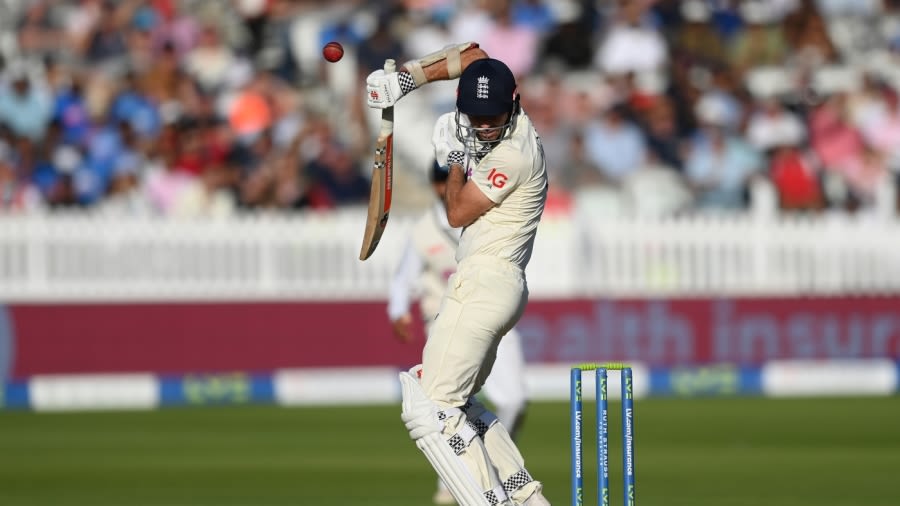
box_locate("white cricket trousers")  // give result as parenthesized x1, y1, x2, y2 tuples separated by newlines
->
(424, 313, 528, 435)
(422, 254, 526, 407)
(420, 255, 540, 503)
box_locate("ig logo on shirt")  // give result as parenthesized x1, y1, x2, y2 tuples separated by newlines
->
(487, 168, 508, 189)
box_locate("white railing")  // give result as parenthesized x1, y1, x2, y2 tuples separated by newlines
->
(0, 209, 899, 301)
(577, 212, 900, 296)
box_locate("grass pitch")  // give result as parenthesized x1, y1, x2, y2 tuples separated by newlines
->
(1, 397, 898, 505)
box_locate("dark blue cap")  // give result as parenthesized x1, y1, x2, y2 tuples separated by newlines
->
(456, 58, 517, 116)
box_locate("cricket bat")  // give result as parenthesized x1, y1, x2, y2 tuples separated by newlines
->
(359, 59, 396, 261)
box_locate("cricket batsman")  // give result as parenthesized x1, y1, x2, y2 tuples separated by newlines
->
(367, 42, 550, 506)
(388, 159, 530, 505)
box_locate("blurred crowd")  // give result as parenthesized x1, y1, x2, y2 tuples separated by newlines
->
(2, 0, 900, 218)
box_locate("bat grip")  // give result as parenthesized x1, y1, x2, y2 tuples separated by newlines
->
(381, 59, 396, 130)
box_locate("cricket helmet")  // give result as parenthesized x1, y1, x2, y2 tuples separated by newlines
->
(454, 58, 520, 156)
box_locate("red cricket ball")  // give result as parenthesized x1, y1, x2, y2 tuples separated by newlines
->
(322, 41, 344, 63)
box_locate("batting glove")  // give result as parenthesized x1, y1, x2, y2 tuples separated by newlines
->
(432, 113, 466, 168)
(366, 69, 417, 109)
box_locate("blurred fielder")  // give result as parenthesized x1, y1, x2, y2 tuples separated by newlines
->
(388, 159, 530, 505)
(367, 42, 550, 506)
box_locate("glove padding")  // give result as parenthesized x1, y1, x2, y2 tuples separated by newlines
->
(432, 112, 466, 169)
(366, 69, 404, 109)
(399, 369, 444, 441)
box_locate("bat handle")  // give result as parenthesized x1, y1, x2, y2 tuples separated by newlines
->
(381, 59, 396, 128)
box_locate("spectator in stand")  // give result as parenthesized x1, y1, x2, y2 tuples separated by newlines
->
(512, 0, 556, 34)
(140, 40, 181, 106)
(769, 142, 825, 211)
(402, 8, 459, 116)
(728, 1, 789, 76)
(16, 0, 61, 60)
(305, 137, 370, 208)
(233, 0, 272, 57)
(228, 73, 274, 142)
(847, 73, 889, 130)
(583, 101, 648, 186)
(183, 24, 238, 93)
(808, 93, 866, 188)
(228, 124, 273, 174)
(835, 141, 892, 208)
(110, 71, 162, 143)
(54, 72, 92, 145)
(596, 0, 668, 76)
(707, 0, 744, 42)
(99, 150, 153, 216)
(150, 0, 200, 57)
(84, 1, 129, 64)
(30, 119, 64, 200)
(357, 13, 406, 75)
(448, 0, 492, 48)
(685, 93, 763, 209)
(539, 1, 593, 70)
(521, 68, 582, 191)
(861, 85, 900, 170)
(783, 0, 839, 65)
(144, 130, 196, 215)
(126, 2, 163, 71)
(0, 145, 43, 213)
(479, 0, 540, 79)
(169, 118, 209, 176)
(2, 0, 900, 218)
(35, 121, 82, 208)
(745, 97, 807, 153)
(638, 96, 688, 172)
(672, 0, 727, 66)
(0, 68, 53, 142)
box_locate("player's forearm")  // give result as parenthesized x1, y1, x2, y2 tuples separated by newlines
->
(446, 163, 489, 228)
(447, 163, 466, 193)
(445, 163, 467, 224)
(400, 44, 488, 86)
(446, 160, 497, 227)
(366, 43, 488, 110)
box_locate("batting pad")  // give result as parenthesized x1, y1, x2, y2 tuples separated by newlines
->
(399, 371, 498, 506)
(464, 398, 541, 503)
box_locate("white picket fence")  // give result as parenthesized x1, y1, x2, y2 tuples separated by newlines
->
(0, 208, 898, 301)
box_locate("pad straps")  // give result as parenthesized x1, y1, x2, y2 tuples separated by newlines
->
(440, 407, 481, 455)
(503, 469, 534, 496)
(484, 484, 509, 505)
